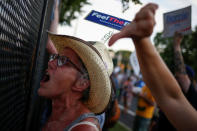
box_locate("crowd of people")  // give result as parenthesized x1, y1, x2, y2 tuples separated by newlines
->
(112, 65, 156, 131)
(38, 1, 197, 131)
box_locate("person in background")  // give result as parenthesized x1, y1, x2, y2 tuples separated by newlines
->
(111, 71, 120, 96)
(109, 3, 197, 130)
(117, 70, 127, 102)
(132, 85, 155, 131)
(122, 77, 133, 113)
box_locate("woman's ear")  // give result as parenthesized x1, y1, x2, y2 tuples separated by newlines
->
(73, 79, 90, 92)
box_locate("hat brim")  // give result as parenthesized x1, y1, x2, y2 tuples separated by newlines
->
(48, 33, 111, 114)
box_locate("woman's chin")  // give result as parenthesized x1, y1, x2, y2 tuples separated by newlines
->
(38, 87, 46, 96)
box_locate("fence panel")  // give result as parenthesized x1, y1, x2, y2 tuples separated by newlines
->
(0, 0, 53, 130)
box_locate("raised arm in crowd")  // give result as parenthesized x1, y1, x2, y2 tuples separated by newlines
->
(173, 32, 191, 93)
(109, 3, 197, 131)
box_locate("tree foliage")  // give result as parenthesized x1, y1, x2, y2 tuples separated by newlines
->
(59, 0, 91, 25)
(154, 27, 197, 79)
(114, 50, 131, 66)
(121, 0, 142, 13)
(59, 0, 141, 25)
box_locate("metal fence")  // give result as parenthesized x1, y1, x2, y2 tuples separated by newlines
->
(0, 0, 54, 130)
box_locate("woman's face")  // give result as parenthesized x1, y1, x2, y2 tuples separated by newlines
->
(38, 48, 84, 98)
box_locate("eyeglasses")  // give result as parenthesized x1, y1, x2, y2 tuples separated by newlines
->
(49, 54, 84, 74)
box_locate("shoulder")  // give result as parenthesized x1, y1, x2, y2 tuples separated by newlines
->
(69, 121, 100, 131)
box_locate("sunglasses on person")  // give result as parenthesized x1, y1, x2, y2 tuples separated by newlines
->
(49, 54, 84, 74)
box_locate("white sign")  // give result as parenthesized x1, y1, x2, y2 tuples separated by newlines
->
(129, 51, 140, 76)
(163, 6, 191, 37)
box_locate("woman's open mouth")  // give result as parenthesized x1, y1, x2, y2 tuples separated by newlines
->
(41, 71, 50, 82)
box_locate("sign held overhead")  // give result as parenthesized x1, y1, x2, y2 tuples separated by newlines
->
(85, 10, 131, 30)
(163, 6, 192, 37)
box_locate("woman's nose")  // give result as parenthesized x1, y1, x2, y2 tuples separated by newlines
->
(48, 59, 58, 70)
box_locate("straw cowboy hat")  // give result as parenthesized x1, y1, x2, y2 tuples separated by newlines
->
(48, 32, 114, 114)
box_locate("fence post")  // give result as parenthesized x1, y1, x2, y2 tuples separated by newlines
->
(25, 0, 54, 130)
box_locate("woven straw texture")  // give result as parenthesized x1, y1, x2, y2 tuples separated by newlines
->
(49, 33, 113, 114)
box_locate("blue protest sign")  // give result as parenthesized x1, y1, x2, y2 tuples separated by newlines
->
(85, 10, 131, 30)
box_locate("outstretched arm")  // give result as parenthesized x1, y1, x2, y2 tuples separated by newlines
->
(173, 32, 191, 93)
(109, 3, 197, 130)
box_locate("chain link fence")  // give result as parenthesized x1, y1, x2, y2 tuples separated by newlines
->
(0, 0, 54, 130)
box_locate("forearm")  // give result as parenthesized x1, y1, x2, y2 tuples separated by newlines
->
(133, 38, 197, 130)
(173, 44, 190, 93)
(134, 38, 182, 102)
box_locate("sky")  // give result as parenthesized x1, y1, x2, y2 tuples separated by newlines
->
(58, 0, 197, 52)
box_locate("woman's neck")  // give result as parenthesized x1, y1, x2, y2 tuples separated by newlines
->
(48, 95, 90, 123)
